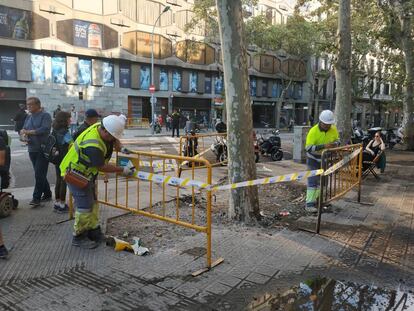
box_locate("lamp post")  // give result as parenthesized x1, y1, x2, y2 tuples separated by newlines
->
(150, 5, 171, 134)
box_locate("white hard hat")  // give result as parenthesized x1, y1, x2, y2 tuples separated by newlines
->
(319, 110, 335, 124)
(102, 115, 125, 139)
(119, 114, 127, 124)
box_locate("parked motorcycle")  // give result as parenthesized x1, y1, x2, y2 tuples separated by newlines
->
(351, 127, 370, 147)
(210, 136, 228, 165)
(258, 129, 283, 161)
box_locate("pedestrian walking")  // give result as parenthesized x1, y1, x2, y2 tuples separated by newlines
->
(21, 97, 52, 207)
(60, 115, 135, 249)
(51, 111, 73, 213)
(13, 103, 27, 135)
(305, 110, 340, 213)
(70, 105, 78, 135)
(171, 109, 180, 137)
(73, 109, 100, 141)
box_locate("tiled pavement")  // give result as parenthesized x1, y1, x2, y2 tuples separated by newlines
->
(0, 151, 413, 310)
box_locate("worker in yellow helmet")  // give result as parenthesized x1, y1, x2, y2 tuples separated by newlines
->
(305, 110, 340, 213)
(60, 115, 134, 249)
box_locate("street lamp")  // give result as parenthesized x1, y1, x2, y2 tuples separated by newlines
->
(150, 5, 171, 134)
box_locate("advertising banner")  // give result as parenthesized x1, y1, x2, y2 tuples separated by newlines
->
(103, 61, 114, 87)
(189, 71, 198, 93)
(31, 54, 45, 82)
(250, 77, 257, 97)
(140, 66, 150, 90)
(74, 20, 102, 49)
(51, 56, 66, 84)
(0, 50, 16, 81)
(172, 70, 181, 92)
(78, 59, 92, 85)
(159, 68, 168, 91)
(119, 63, 130, 88)
(0, 5, 31, 40)
(214, 75, 223, 95)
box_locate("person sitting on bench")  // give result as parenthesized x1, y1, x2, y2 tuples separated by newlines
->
(363, 131, 386, 173)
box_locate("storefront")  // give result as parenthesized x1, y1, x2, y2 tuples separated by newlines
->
(252, 101, 276, 127)
(0, 87, 26, 129)
(172, 97, 211, 126)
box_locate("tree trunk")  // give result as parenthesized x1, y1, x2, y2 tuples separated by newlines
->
(275, 100, 282, 129)
(334, 0, 352, 144)
(399, 10, 414, 150)
(216, 0, 260, 222)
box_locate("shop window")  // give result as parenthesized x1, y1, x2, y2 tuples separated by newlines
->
(119, 63, 131, 88)
(172, 70, 182, 91)
(140, 65, 150, 89)
(51, 56, 66, 84)
(189, 71, 198, 93)
(31, 54, 45, 82)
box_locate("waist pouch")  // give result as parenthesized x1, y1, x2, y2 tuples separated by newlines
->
(64, 166, 91, 189)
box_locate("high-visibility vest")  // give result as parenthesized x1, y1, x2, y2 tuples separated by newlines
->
(60, 123, 107, 177)
(305, 124, 339, 161)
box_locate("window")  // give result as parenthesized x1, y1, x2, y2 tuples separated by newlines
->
(250, 77, 257, 97)
(384, 83, 390, 95)
(205, 74, 212, 94)
(215, 75, 223, 94)
(51, 56, 66, 84)
(262, 79, 268, 96)
(272, 81, 281, 97)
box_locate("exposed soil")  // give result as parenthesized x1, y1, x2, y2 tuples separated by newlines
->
(106, 180, 314, 254)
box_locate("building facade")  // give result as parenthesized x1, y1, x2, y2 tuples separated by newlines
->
(0, 0, 310, 128)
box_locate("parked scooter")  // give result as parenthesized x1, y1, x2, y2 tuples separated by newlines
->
(258, 129, 283, 161)
(210, 136, 228, 165)
(351, 126, 370, 147)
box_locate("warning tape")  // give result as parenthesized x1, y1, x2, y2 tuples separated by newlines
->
(130, 169, 324, 191)
(323, 148, 361, 176)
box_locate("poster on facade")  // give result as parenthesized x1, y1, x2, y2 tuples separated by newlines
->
(250, 77, 257, 97)
(271, 82, 279, 98)
(78, 59, 92, 85)
(214, 76, 223, 94)
(0, 50, 16, 81)
(31, 54, 45, 82)
(159, 68, 168, 91)
(205, 76, 212, 94)
(140, 66, 150, 89)
(189, 72, 198, 93)
(172, 70, 181, 92)
(119, 64, 130, 88)
(0, 5, 31, 40)
(103, 61, 114, 87)
(51, 56, 66, 84)
(73, 20, 102, 49)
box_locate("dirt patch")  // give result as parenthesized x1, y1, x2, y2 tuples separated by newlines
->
(106, 181, 315, 253)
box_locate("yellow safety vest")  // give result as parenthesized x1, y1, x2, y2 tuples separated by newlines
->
(60, 123, 107, 177)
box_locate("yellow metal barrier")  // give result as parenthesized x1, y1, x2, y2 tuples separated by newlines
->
(96, 150, 222, 275)
(316, 144, 363, 233)
(126, 117, 150, 128)
(179, 133, 227, 172)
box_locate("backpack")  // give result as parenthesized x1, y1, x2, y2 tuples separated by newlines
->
(42, 131, 65, 165)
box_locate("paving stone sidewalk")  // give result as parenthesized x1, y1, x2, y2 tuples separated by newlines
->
(0, 151, 413, 310)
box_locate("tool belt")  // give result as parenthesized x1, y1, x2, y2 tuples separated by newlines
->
(64, 164, 91, 189)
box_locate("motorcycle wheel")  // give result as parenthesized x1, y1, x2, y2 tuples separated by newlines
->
(271, 149, 283, 161)
(0, 195, 13, 218)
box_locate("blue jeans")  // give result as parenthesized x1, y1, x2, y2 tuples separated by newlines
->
(29, 152, 51, 201)
(70, 124, 77, 135)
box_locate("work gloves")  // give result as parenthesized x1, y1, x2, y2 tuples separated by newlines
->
(121, 161, 135, 177)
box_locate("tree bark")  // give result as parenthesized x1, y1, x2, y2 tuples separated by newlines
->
(398, 6, 414, 150)
(334, 0, 352, 144)
(216, 0, 260, 222)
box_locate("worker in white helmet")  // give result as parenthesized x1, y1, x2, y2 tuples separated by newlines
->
(60, 114, 134, 249)
(305, 110, 340, 213)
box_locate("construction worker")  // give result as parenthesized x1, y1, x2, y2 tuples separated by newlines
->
(305, 110, 340, 213)
(60, 115, 135, 249)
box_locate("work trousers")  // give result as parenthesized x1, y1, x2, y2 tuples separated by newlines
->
(306, 157, 321, 208)
(67, 181, 99, 236)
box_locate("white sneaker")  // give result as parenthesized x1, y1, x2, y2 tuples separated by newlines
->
(305, 206, 318, 213)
